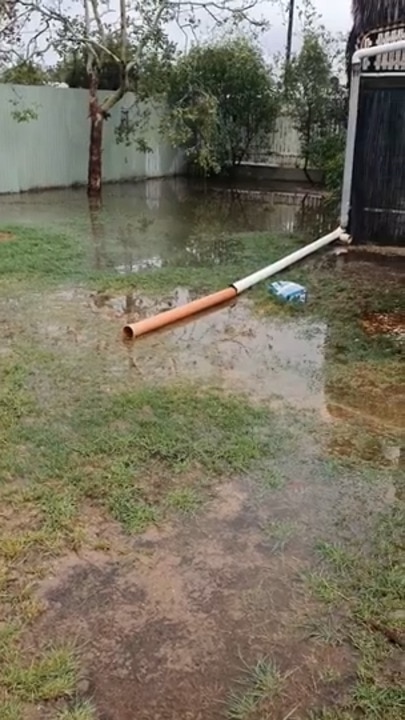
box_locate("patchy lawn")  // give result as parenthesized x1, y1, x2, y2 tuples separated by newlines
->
(0, 222, 403, 719)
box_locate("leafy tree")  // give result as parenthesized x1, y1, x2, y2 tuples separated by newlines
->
(166, 38, 280, 173)
(285, 29, 347, 193)
(7, 1, 267, 197)
(1, 59, 49, 84)
(0, 1, 22, 67)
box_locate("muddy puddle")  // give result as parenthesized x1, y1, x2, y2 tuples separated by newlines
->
(122, 292, 327, 409)
(33, 436, 398, 720)
(1, 187, 403, 717)
(35, 476, 368, 720)
(3, 285, 327, 411)
(4, 281, 403, 444)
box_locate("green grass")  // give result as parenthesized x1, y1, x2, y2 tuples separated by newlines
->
(0, 226, 87, 283)
(259, 468, 286, 491)
(0, 224, 301, 293)
(56, 701, 97, 720)
(0, 641, 78, 702)
(166, 487, 204, 514)
(0, 345, 284, 536)
(305, 571, 344, 605)
(227, 658, 284, 720)
(315, 508, 405, 626)
(0, 220, 403, 719)
(303, 615, 345, 647)
(0, 699, 23, 720)
(262, 519, 296, 552)
(308, 711, 355, 720)
(305, 504, 405, 719)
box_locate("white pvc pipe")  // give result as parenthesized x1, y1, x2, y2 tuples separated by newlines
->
(232, 227, 342, 294)
(353, 39, 405, 64)
(341, 65, 361, 230)
(340, 38, 405, 231)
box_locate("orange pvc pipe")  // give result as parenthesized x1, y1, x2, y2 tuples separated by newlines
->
(123, 286, 237, 339)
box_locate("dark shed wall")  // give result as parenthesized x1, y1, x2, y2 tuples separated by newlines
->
(351, 83, 405, 245)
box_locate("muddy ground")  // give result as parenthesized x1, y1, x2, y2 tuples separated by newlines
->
(0, 186, 404, 720)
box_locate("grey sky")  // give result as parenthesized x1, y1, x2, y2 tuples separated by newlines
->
(262, 1, 352, 56)
(18, 0, 354, 65)
(168, 1, 353, 57)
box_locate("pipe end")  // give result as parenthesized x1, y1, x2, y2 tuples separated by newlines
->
(123, 325, 135, 340)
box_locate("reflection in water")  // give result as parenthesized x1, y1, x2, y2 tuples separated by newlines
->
(115, 257, 163, 274)
(88, 196, 105, 270)
(0, 178, 335, 274)
(112, 292, 328, 409)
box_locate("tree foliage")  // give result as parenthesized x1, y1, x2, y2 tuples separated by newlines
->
(285, 29, 347, 193)
(1, 59, 49, 85)
(166, 37, 280, 173)
(3, 1, 266, 195)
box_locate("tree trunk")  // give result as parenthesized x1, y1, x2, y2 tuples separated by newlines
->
(88, 72, 103, 198)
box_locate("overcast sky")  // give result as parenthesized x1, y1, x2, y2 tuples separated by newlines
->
(261, 1, 352, 56)
(19, 0, 354, 65)
(168, 1, 353, 57)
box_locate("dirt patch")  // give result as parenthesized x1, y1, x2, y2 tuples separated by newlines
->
(325, 251, 405, 283)
(32, 480, 357, 720)
(349, 244, 405, 259)
(0, 231, 15, 243)
(362, 312, 405, 338)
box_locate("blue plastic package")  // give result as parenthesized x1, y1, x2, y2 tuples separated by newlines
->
(268, 280, 308, 304)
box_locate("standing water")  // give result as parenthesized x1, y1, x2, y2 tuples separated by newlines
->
(0, 178, 332, 272)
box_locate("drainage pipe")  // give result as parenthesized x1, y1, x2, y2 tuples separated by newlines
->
(123, 227, 342, 339)
(232, 227, 342, 294)
(340, 38, 405, 231)
(123, 287, 237, 339)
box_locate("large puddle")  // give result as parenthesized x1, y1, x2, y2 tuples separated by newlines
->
(3, 280, 404, 434)
(1, 181, 403, 719)
(0, 178, 333, 272)
(1, 284, 326, 410)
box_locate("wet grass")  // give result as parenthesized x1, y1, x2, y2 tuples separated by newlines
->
(56, 703, 97, 720)
(0, 331, 289, 713)
(0, 623, 79, 714)
(305, 504, 405, 720)
(0, 356, 282, 541)
(166, 487, 204, 514)
(227, 658, 284, 720)
(262, 519, 297, 552)
(0, 220, 403, 718)
(0, 223, 301, 294)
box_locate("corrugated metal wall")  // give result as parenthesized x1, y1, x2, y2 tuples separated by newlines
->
(351, 82, 405, 246)
(0, 85, 184, 194)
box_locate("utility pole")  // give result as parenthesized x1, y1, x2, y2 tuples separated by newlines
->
(285, 0, 296, 65)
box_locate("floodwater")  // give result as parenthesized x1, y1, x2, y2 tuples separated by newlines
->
(0, 178, 332, 272)
(1, 180, 403, 719)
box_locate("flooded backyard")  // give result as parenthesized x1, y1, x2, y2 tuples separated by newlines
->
(0, 178, 330, 273)
(0, 180, 404, 720)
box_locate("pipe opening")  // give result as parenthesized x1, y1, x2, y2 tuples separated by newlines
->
(123, 325, 135, 340)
